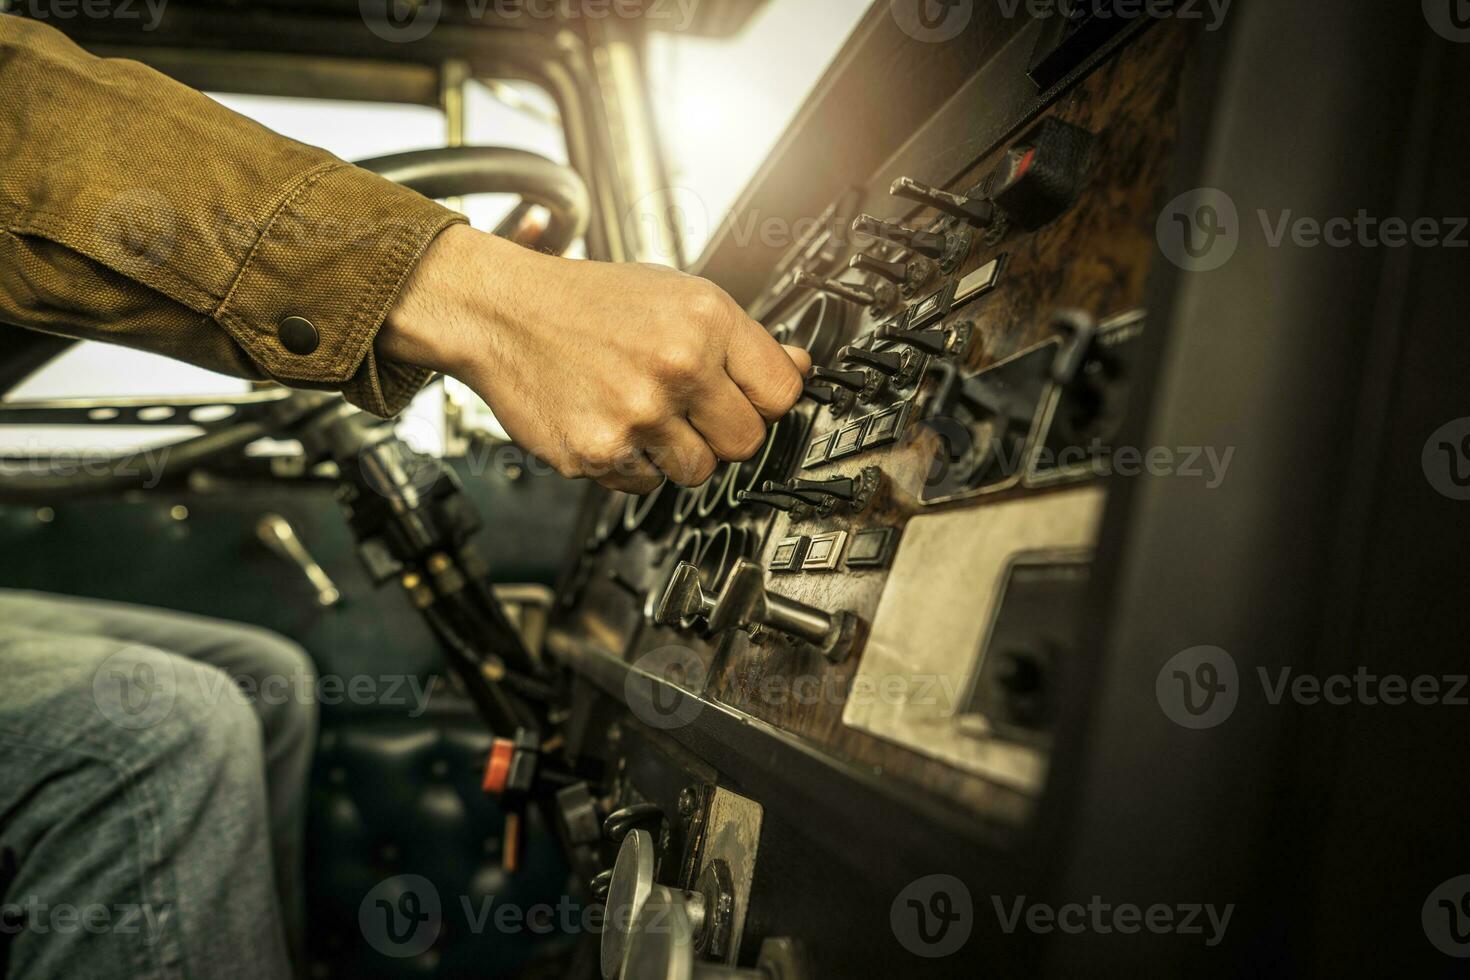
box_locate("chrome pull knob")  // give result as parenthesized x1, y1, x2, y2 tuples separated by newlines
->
(890, 176, 996, 227)
(850, 212, 948, 259)
(256, 513, 341, 607)
(655, 560, 859, 660)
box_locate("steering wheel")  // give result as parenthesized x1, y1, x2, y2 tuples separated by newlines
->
(0, 147, 591, 501)
(355, 146, 590, 255)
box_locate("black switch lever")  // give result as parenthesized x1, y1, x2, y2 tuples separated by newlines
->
(810, 365, 870, 393)
(839, 344, 902, 376)
(891, 176, 996, 227)
(848, 252, 907, 284)
(801, 383, 838, 405)
(786, 476, 858, 502)
(760, 481, 829, 506)
(879, 322, 961, 356)
(735, 490, 798, 512)
(850, 213, 947, 259)
(793, 270, 892, 309)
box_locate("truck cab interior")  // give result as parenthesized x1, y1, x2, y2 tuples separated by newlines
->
(2, 1, 1467, 977)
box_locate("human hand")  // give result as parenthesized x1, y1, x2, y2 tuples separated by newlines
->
(380, 225, 811, 492)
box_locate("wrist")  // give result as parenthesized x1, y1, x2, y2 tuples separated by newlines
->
(380, 223, 530, 379)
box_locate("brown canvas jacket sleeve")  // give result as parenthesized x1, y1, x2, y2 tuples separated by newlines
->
(0, 16, 466, 415)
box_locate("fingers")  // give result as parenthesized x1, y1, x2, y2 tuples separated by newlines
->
(642, 419, 718, 487)
(589, 450, 665, 495)
(688, 379, 767, 461)
(781, 344, 813, 377)
(724, 319, 810, 421)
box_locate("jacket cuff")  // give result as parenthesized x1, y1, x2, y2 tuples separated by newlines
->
(213, 162, 465, 416)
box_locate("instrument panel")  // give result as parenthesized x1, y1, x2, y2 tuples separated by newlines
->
(552, 19, 1192, 827)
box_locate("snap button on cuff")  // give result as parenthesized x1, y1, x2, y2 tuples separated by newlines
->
(278, 316, 320, 355)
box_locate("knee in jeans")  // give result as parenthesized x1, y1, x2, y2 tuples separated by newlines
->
(236, 630, 318, 738)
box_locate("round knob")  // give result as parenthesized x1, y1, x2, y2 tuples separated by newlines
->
(621, 884, 761, 980)
(602, 828, 656, 980)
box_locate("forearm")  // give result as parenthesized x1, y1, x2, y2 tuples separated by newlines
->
(0, 16, 462, 416)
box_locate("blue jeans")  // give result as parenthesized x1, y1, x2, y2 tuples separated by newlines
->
(0, 591, 316, 979)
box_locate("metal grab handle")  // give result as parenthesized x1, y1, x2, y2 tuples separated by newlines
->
(256, 513, 342, 608)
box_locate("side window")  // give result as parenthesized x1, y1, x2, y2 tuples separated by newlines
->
(2, 81, 572, 455)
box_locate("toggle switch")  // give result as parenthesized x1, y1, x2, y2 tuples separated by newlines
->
(848, 252, 907, 284)
(850, 212, 948, 259)
(879, 320, 972, 358)
(734, 489, 799, 512)
(839, 344, 921, 387)
(793, 269, 894, 310)
(760, 481, 829, 507)
(809, 365, 871, 393)
(784, 477, 857, 505)
(801, 381, 856, 416)
(890, 176, 996, 228)
(654, 559, 859, 660)
(839, 344, 902, 375)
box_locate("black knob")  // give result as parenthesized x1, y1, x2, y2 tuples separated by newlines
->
(879, 324, 952, 356)
(787, 476, 857, 502)
(890, 176, 996, 227)
(850, 212, 947, 259)
(590, 869, 613, 902)
(810, 365, 869, 392)
(848, 252, 907, 284)
(735, 490, 797, 512)
(603, 803, 663, 842)
(839, 344, 902, 376)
